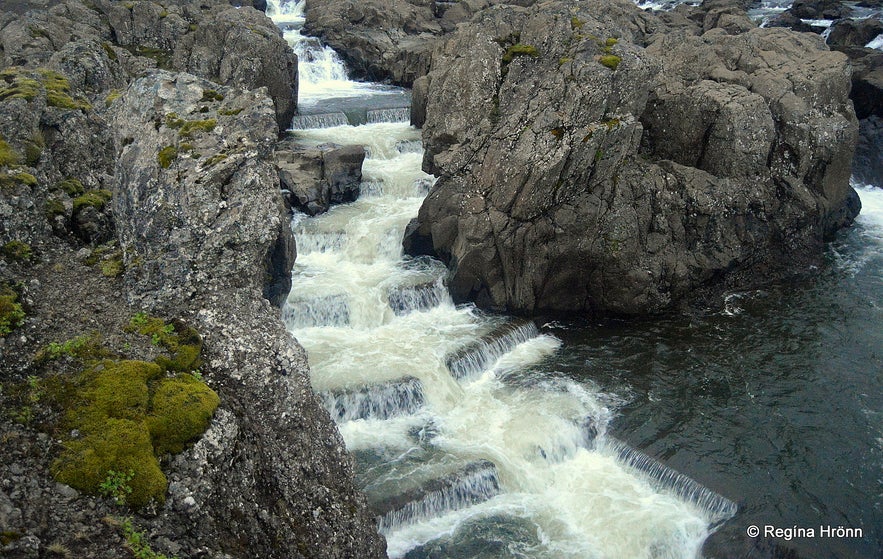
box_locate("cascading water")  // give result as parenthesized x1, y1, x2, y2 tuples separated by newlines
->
(269, 1, 737, 557)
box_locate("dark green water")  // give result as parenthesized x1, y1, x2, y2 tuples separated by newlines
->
(544, 186, 883, 558)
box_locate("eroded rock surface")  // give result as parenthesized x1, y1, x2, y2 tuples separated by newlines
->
(404, 0, 859, 315)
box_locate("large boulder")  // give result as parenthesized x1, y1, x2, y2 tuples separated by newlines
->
(404, 0, 859, 315)
(109, 71, 386, 558)
(277, 143, 366, 216)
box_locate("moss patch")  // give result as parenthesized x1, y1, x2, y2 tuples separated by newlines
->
(55, 178, 85, 197)
(178, 118, 216, 139)
(502, 43, 539, 65)
(148, 374, 219, 454)
(51, 319, 218, 508)
(0, 135, 21, 167)
(599, 55, 620, 71)
(0, 171, 37, 190)
(45, 198, 66, 218)
(200, 89, 224, 103)
(157, 145, 177, 168)
(3, 240, 32, 262)
(0, 288, 25, 336)
(73, 189, 112, 213)
(0, 67, 90, 110)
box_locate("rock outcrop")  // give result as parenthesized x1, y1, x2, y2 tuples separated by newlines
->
(109, 71, 385, 558)
(0, 0, 297, 132)
(404, 0, 860, 315)
(1, 2, 387, 558)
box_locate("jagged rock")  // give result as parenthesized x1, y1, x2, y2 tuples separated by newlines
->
(0, 0, 297, 133)
(324, 144, 365, 204)
(855, 116, 883, 185)
(787, 0, 853, 19)
(404, 0, 859, 315)
(827, 18, 883, 48)
(110, 70, 386, 558)
(766, 12, 816, 33)
(277, 143, 365, 216)
(834, 46, 883, 119)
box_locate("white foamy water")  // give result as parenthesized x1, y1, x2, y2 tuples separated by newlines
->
(276, 0, 737, 556)
(854, 182, 883, 244)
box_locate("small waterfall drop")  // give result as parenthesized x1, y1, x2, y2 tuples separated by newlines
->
(272, 1, 737, 556)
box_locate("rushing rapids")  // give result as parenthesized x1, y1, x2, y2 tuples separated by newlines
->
(270, 1, 737, 557)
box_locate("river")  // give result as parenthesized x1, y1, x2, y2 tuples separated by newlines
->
(268, 1, 882, 557)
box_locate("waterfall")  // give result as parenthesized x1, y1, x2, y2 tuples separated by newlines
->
(273, 1, 737, 556)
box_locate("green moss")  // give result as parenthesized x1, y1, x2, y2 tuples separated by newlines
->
(55, 178, 85, 196)
(219, 107, 243, 116)
(0, 67, 89, 110)
(73, 189, 112, 213)
(164, 113, 185, 129)
(129, 315, 203, 373)
(120, 518, 179, 559)
(188, 23, 197, 32)
(101, 257, 124, 278)
(50, 342, 218, 507)
(36, 333, 106, 362)
(0, 172, 38, 190)
(178, 118, 216, 139)
(605, 37, 619, 48)
(24, 132, 44, 166)
(53, 417, 167, 508)
(594, 149, 604, 162)
(105, 89, 122, 107)
(101, 42, 118, 61)
(0, 289, 25, 336)
(603, 117, 621, 130)
(202, 153, 227, 168)
(44, 198, 66, 218)
(157, 145, 177, 168)
(148, 374, 219, 454)
(0, 136, 21, 167)
(501, 44, 539, 65)
(3, 240, 32, 261)
(599, 54, 621, 71)
(128, 46, 173, 70)
(200, 89, 224, 103)
(0, 74, 41, 102)
(39, 69, 91, 110)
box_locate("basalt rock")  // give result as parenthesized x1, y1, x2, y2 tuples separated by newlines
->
(109, 71, 386, 558)
(277, 142, 366, 216)
(404, 0, 859, 316)
(787, 0, 853, 19)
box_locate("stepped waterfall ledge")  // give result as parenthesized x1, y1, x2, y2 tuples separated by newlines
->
(273, 1, 738, 557)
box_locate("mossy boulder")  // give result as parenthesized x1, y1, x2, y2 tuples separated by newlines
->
(0, 289, 25, 336)
(149, 374, 220, 455)
(52, 336, 218, 507)
(53, 418, 167, 509)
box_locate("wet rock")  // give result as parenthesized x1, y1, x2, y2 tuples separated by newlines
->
(766, 12, 816, 33)
(787, 0, 853, 19)
(277, 143, 365, 215)
(405, 0, 859, 315)
(855, 116, 883, 185)
(826, 18, 883, 48)
(324, 145, 365, 205)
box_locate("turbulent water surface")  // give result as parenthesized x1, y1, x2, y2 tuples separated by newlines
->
(270, 1, 882, 557)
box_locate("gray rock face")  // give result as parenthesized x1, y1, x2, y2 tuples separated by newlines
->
(110, 71, 386, 558)
(0, 0, 297, 133)
(404, 0, 859, 315)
